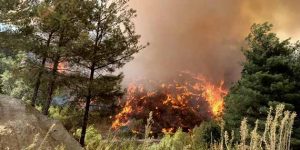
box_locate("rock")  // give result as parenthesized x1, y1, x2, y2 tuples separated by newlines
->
(0, 95, 83, 150)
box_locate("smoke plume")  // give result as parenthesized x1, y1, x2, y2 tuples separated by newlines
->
(122, 0, 300, 86)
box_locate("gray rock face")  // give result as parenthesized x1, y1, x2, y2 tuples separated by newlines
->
(0, 95, 83, 150)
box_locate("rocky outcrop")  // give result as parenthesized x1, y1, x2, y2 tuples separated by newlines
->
(0, 95, 83, 150)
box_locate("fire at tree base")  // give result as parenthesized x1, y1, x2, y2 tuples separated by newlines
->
(112, 72, 228, 136)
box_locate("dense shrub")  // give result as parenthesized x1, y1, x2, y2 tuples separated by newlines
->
(49, 106, 83, 131)
(30, 104, 295, 150)
(74, 125, 101, 150)
(149, 128, 191, 150)
(78, 104, 296, 150)
(191, 120, 221, 149)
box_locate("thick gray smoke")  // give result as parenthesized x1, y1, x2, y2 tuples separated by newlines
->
(122, 0, 300, 86)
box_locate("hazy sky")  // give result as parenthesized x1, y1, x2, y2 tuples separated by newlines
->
(121, 0, 300, 86)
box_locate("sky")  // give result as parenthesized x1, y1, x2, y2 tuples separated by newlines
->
(121, 0, 300, 86)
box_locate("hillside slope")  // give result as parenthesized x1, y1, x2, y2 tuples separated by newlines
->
(0, 95, 83, 150)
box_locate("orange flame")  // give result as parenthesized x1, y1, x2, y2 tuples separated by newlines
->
(47, 62, 67, 73)
(57, 62, 66, 73)
(112, 72, 228, 132)
(191, 74, 227, 117)
(162, 128, 174, 133)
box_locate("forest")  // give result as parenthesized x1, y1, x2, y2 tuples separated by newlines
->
(0, 0, 300, 150)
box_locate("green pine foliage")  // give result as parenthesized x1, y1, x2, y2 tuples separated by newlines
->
(65, 0, 147, 145)
(49, 106, 83, 131)
(224, 23, 300, 147)
(0, 51, 33, 100)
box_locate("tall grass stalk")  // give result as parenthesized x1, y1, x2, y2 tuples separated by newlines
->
(212, 104, 296, 150)
(38, 123, 56, 149)
(26, 104, 295, 150)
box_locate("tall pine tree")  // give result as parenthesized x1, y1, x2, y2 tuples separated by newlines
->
(69, 0, 147, 145)
(0, 0, 39, 100)
(39, 0, 87, 115)
(224, 23, 300, 147)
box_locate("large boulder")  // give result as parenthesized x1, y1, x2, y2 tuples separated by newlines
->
(0, 95, 83, 150)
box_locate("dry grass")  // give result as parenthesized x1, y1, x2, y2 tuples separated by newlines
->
(25, 104, 296, 150)
(95, 104, 296, 150)
(212, 104, 296, 150)
(24, 124, 56, 150)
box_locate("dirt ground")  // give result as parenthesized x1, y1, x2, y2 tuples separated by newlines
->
(0, 94, 83, 150)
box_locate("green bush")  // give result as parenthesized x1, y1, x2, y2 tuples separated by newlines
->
(49, 106, 82, 131)
(41, 105, 295, 150)
(74, 125, 101, 150)
(76, 104, 296, 150)
(191, 121, 221, 149)
(149, 128, 191, 150)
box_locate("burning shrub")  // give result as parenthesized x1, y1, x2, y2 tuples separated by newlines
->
(112, 72, 228, 134)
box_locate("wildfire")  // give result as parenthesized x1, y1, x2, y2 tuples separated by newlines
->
(47, 62, 67, 73)
(57, 62, 66, 73)
(192, 74, 228, 117)
(112, 72, 228, 133)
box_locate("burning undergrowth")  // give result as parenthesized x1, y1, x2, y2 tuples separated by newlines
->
(112, 72, 228, 134)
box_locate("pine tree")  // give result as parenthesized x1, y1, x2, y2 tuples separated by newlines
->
(224, 23, 300, 147)
(68, 0, 147, 146)
(0, 0, 88, 111)
(38, 0, 87, 115)
(0, 0, 54, 105)
(0, 0, 38, 99)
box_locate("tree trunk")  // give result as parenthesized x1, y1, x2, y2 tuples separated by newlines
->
(31, 57, 47, 106)
(43, 56, 60, 115)
(80, 64, 95, 146)
(31, 32, 53, 106)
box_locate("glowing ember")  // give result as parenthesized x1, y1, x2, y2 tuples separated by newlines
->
(57, 62, 67, 73)
(162, 128, 175, 134)
(112, 72, 228, 133)
(47, 62, 67, 73)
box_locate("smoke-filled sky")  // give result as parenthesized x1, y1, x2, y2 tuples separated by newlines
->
(122, 0, 300, 86)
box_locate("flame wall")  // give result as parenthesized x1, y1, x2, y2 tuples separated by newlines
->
(112, 72, 227, 133)
(123, 0, 300, 85)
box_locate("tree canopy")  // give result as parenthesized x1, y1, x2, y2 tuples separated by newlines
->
(224, 23, 300, 147)
(0, 0, 147, 146)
